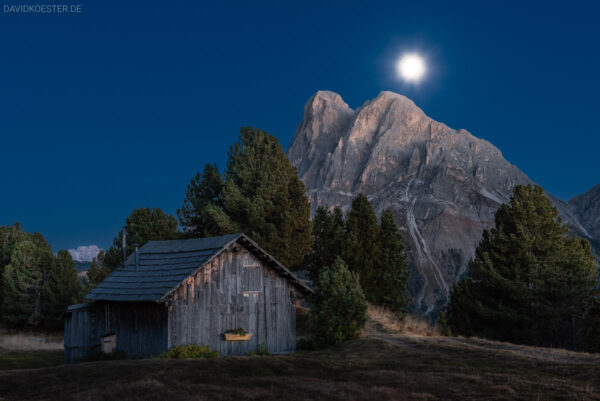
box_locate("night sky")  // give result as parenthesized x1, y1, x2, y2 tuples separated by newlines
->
(1, 1, 599, 255)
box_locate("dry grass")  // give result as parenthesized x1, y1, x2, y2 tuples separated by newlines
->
(1, 323, 599, 400)
(0, 350, 64, 371)
(1, 313, 600, 400)
(0, 329, 63, 351)
(365, 304, 440, 337)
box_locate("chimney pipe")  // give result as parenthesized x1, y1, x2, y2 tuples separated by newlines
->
(121, 226, 127, 263)
(134, 243, 139, 270)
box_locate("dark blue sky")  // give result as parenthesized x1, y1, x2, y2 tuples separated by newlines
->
(1, 0, 599, 253)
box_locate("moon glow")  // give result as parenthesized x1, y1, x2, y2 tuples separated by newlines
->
(397, 54, 426, 82)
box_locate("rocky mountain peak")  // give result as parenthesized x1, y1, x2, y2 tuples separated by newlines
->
(288, 90, 599, 316)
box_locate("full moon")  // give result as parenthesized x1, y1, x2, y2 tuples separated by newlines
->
(397, 54, 426, 82)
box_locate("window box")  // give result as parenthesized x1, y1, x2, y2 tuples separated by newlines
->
(223, 329, 253, 341)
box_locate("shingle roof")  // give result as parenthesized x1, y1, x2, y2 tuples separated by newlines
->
(85, 233, 311, 303)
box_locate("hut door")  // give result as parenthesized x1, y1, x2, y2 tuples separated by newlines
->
(246, 291, 259, 349)
(242, 266, 262, 348)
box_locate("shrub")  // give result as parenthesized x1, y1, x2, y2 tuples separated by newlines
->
(225, 328, 247, 336)
(249, 343, 269, 355)
(437, 311, 452, 337)
(160, 344, 220, 359)
(309, 257, 367, 347)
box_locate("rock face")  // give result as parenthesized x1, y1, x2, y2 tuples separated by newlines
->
(569, 184, 600, 259)
(288, 90, 598, 315)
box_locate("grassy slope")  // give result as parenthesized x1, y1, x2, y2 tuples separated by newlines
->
(1, 320, 599, 401)
(0, 350, 64, 371)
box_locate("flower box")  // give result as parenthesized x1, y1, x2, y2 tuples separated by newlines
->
(223, 333, 253, 341)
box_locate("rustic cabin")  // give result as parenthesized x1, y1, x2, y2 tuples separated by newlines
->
(63, 233, 311, 363)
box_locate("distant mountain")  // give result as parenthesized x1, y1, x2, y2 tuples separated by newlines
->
(288, 90, 599, 315)
(74, 261, 91, 273)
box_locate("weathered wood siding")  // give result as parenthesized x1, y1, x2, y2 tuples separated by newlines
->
(64, 302, 168, 363)
(64, 304, 98, 363)
(167, 247, 297, 355)
(105, 302, 168, 358)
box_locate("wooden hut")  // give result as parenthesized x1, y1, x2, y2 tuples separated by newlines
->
(63, 233, 311, 363)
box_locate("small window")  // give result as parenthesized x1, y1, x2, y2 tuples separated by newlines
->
(242, 266, 262, 292)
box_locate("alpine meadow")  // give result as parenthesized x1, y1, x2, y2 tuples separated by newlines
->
(1, 2, 599, 400)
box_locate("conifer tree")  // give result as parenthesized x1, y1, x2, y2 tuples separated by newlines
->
(2, 240, 53, 326)
(344, 193, 381, 301)
(177, 163, 225, 237)
(179, 127, 312, 269)
(85, 250, 106, 287)
(375, 210, 411, 315)
(305, 206, 345, 281)
(584, 298, 600, 352)
(41, 250, 82, 329)
(309, 257, 367, 347)
(447, 185, 598, 350)
(0, 224, 29, 310)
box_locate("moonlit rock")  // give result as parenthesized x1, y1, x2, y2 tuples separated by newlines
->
(288, 90, 599, 316)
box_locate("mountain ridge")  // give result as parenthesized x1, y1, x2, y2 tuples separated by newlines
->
(288, 90, 599, 315)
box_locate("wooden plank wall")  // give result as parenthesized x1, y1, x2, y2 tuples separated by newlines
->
(63, 305, 98, 363)
(108, 302, 168, 358)
(64, 302, 168, 362)
(167, 246, 297, 355)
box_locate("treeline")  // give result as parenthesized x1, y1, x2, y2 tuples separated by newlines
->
(4, 125, 598, 355)
(306, 197, 410, 314)
(0, 224, 83, 329)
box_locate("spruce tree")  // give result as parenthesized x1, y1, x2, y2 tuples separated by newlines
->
(375, 210, 411, 315)
(2, 240, 53, 326)
(178, 163, 225, 237)
(179, 127, 312, 269)
(41, 250, 82, 329)
(305, 206, 345, 281)
(344, 193, 381, 301)
(447, 184, 598, 350)
(85, 250, 106, 287)
(309, 257, 367, 347)
(0, 224, 29, 311)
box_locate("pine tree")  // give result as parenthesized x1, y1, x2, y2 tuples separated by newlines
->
(344, 193, 381, 301)
(41, 250, 82, 329)
(305, 207, 345, 281)
(85, 250, 106, 287)
(375, 210, 411, 315)
(179, 127, 312, 269)
(0, 224, 29, 311)
(2, 240, 53, 326)
(446, 185, 598, 350)
(309, 257, 367, 347)
(177, 163, 225, 237)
